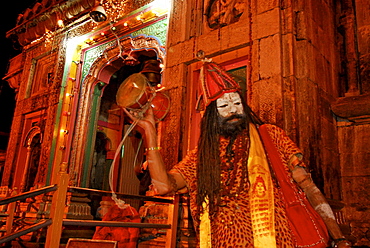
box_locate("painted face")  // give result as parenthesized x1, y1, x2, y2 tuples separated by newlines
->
(216, 92, 244, 119)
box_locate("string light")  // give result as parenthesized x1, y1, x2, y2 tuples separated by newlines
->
(152, 10, 159, 16)
(31, 31, 54, 47)
(101, 0, 129, 23)
(60, 77, 76, 153)
(60, 129, 69, 134)
(57, 19, 64, 27)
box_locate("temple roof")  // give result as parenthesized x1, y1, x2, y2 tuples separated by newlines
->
(6, 0, 96, 46)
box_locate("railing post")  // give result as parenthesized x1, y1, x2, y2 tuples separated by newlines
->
(45, 162, 69, 248)
(165, 194, 179, 248)
(5, 188, 17, 236)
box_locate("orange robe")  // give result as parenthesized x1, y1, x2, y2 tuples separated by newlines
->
(172, 124, 305, 248)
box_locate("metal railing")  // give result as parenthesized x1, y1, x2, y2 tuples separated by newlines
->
(0, 185, 57, 245)
(0, 185, 57, 206)
(0, 219, 52, 244)
(0, 165, 179, 248)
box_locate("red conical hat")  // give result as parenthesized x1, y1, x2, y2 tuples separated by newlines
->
(200, 61, 241, 107)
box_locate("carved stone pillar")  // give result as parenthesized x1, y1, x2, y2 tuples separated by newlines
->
(340, 14, 360, 96)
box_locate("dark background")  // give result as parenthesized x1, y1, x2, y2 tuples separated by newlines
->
(0, 1, 37, 150)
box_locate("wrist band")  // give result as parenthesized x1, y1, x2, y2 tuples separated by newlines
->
(145, 147, 162, 152)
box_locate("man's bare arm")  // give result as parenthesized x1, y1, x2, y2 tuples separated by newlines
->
(124, 107, 186, 195)
(292, 165, 351, 248)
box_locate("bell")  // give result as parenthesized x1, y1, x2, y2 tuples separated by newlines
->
(90, 5, 107, 22)
(140, 59, 162, 86)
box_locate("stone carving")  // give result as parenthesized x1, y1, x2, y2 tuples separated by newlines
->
(205, 0, 246, 29)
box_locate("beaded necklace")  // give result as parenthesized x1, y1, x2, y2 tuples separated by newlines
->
(219, 129, 250, 197)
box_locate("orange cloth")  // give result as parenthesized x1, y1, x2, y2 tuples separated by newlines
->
(173, 124, 303, 247)
(93, 205, 141, 248)
(259, 124, 329, 248)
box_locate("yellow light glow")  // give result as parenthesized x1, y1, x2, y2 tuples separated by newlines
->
(152, 0, 171, 11)
(57, 19, 64, 27)
(60, 129, 68, 134)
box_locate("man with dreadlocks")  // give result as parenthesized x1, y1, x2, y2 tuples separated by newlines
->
(125, 61, 350, 248)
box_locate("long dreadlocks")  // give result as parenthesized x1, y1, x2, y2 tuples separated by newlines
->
(196, 92, 262, 216)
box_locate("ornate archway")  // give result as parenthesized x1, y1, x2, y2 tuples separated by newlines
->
(69, 34, 165, 188)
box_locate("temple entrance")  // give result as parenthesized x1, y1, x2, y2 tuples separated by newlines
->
(90, 54, 162, 210)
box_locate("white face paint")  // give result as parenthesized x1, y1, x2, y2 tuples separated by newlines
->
(216, 92, 244, 118)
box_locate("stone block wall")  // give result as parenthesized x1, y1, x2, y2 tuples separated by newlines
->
(338, 123, 370, 246)
(163, 0, 345, 189)
(163, 0, 369, 245)
(355, 0, 370, 94)
(290, 0, 342, 199)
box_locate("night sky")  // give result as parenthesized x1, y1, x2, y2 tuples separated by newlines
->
(0, 1, 36, 150)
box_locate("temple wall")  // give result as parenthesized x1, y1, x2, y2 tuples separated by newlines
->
(163, 0, 370, 244)
(338, 124, 370, 244)
(163, 0, 342, 194)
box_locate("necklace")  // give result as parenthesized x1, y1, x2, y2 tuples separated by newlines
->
(219, 129, 250, 198)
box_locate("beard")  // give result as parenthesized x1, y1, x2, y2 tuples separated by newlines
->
(217, 113, 247, 138)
